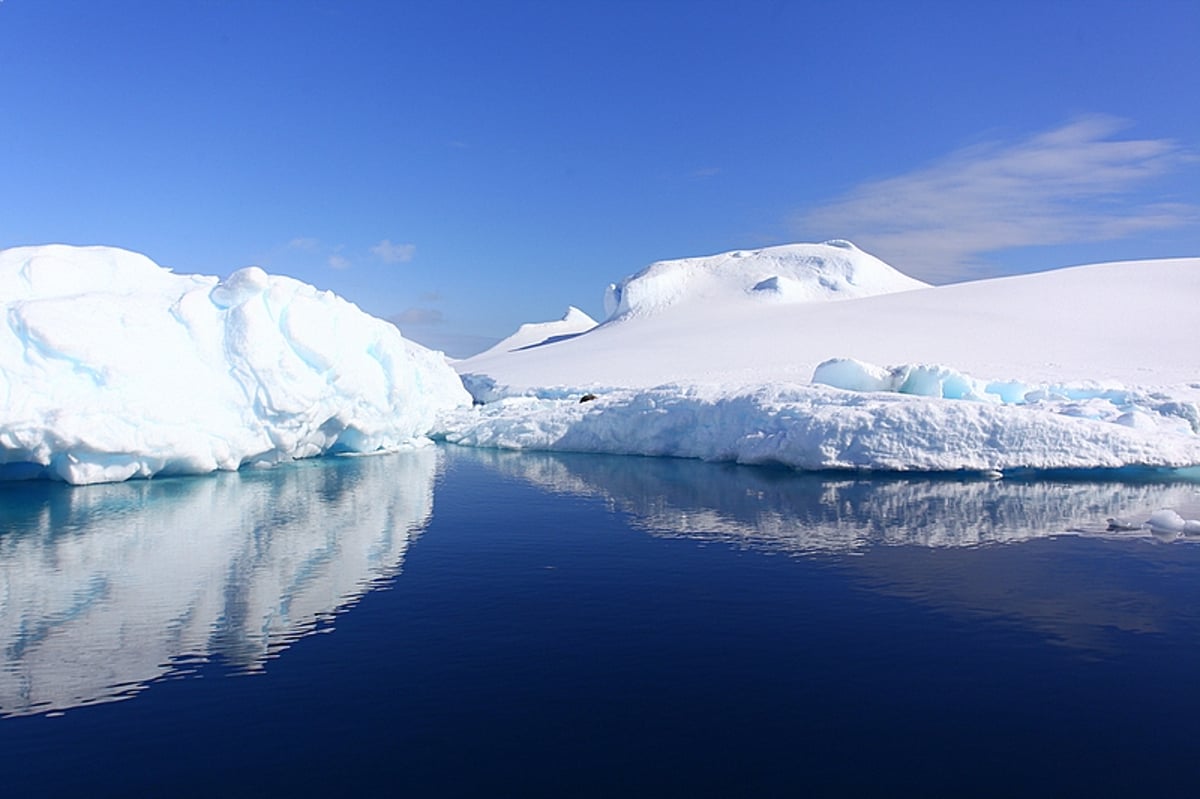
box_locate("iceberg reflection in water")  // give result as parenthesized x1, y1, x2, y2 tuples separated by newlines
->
(0, 448, 437, 718)
(3, 444, 1199, 720)
(452, 448, 1200, 655)
(457, 448, 1200, 552)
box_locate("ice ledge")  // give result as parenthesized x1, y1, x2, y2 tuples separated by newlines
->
(434, 383, 1200, 475)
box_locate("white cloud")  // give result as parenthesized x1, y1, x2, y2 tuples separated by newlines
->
(287, 237, 320, 251)
(371, 239, 416, 264)
(328, 253, 351, 271)
(794, 116, 1198, 282)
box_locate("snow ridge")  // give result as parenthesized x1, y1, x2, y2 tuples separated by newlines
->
(473, 305, 597, 358)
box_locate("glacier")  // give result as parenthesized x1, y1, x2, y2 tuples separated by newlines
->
(446, 241, 1200, 476)
(0, 245, 470, 484)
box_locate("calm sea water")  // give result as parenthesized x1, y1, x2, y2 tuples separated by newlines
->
(2, 445, 1200, 797)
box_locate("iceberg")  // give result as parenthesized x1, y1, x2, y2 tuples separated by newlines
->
(445, 242, 1200, 475)
(0, 245, 471, 484)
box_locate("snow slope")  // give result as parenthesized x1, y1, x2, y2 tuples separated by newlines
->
(444, 243, 1200, 474)
(0, 245, 470, 484)
(459, 247, 1198, 391)
(471, 305, 596, 358)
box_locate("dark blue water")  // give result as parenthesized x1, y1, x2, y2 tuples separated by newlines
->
(2, 446, 1200, 797)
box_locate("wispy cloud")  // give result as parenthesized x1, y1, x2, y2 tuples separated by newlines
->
(371, 239, 416, 264)
(390, 307, 444, 326)
(328, 253, 351, 271)
(794, 116, 1198, 282)
(287, 236, 320, 251)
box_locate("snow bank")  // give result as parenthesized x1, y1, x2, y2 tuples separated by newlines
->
(437, 383, 1200, 474)
(0, 245, 471, 484)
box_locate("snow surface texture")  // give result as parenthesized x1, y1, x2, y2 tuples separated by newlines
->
(446, 241, 1200, 475)
(440, 384, 1200, 473)
(0, 245, 470, 484)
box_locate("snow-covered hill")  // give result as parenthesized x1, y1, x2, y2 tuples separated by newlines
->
(444, 242, 1200, 475)
(459, 246, 1199, 391)
(601, 240, 928, 320)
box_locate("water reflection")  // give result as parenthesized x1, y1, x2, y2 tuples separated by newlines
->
(5, 446, 1199, 718)
(455, 448, 1200, 552)
(454, 448, 1200, 653)
(0, 448, 437, 717)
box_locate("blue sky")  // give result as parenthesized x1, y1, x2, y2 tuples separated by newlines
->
(2, 0, 1197, 356)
